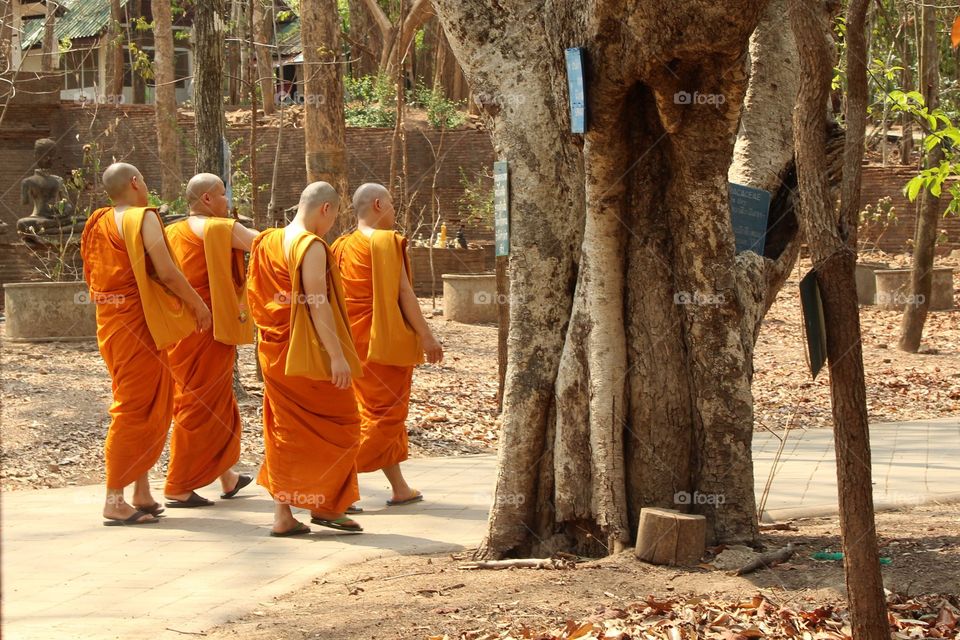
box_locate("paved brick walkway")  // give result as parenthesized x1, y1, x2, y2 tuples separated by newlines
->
(3, 419, 958, 639)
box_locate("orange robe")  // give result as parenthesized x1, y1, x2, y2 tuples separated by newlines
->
(332, 230, 423, 473)
(81, 206, 195, 489)
(247, 228, 362, 513)
(163, 218, 254, 496)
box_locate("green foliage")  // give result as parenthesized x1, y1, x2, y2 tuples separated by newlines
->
(411, 85, 465, 129)
(344, 73, 397, 128)
(58, 37, 72, 55)
(888, 90, 960, 216)
(457, 167, 494, 229)
(128, 43, 154, 82)
(414, 27, 426, 52)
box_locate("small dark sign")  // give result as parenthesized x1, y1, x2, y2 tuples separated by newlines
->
(799, 269, 828, 379)
(729, 182, 771, 255)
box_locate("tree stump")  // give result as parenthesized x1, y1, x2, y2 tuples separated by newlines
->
(634, 508, 706, 566)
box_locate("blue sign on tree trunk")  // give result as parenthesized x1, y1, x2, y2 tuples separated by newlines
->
(729, 182, 771, 255)
(565, 48, 586, 134)
(494, 161, 509, 257)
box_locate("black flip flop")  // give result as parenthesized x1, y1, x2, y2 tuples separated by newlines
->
(310, 516, 363, 532)
(165, 491, 215, 508)
(134, 502, 165, 516)
(103, 509, 159, 526)
(269, 522, 311, 538)
(346, 504, 364, 514)
(220, 474, 253, 499)
(386, 493, 423, 507)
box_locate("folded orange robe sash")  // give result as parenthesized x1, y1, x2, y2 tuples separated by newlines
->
(163, 218, 250, 495)
(247, 228, 360, 512)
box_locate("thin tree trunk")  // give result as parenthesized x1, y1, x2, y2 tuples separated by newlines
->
(105, 0, 125, 100)
(248, 0, 261, 227)
(899, 0, 943, 352)
(898, 11, 913, 164)
(347, 0, 382, 77)
(253, 0, 275, 115)
(130, 0, 147, 104)
(154, 0, 183, 201)
(301, 0, 348, 237)
(789, 1, 889, 638)
(41, 1, 56, 72)
(194, 0, 227, 174)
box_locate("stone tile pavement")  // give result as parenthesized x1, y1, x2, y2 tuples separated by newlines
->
(3, 418, 958, 639)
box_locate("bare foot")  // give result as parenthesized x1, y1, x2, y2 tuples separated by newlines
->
(103, 499, 156, 523)
(390, 489, 422, 504)
(220, 469, 240, 494)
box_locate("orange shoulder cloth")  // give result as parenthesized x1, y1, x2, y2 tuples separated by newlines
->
(203, 218, 254, 345)
(285, 232, 363, 380)
(368, 230, 423, 367)
(122, 207, 197, 349)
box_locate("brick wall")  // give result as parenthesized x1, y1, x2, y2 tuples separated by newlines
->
(408, 246, 492, 296)
(859, 165, 959, 254)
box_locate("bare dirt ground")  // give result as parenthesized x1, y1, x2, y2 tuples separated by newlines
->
(199, 503, 960, 640)
(2, 259, 958, 490)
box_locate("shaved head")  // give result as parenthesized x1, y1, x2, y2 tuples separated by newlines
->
(352, 183, 390, 219)
(185, 173, 224, 206)
(298, 181, 340, 212)
(102, 163, 142, 198)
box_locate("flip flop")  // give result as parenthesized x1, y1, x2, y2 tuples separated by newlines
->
(164, 491, 215, 508)
(386, 493, 423, 507)
(269, 522, 311, 538)
(103, 509, 159, 526)
(310, 516, 364, 532)
(346, 504, 364, 514)
(134, 502, 165, 516)
(220, 474, 253, 499)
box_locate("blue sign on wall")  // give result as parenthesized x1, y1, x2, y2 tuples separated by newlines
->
(494, 161, 509, 257)
(565, 48, 586, 134)
(729, 182, 771, 255)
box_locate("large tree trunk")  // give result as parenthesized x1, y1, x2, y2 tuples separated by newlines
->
(105, 0, 125, 100)
(301, 0, 348, 236)
(898, 0, 943, 352)
(435, 0, 806, 557)
(194, 0, 227, 174)
(154, 0, 183, 201)
(347, 0, 382, 77)
(789, 0, 889, 638)
(253, 0, 275, 116)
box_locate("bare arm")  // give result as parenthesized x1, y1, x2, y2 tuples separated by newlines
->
(301, 243, 351, 389)
(399, 262, 443, 363)
(231, 222, 259, 252)
(141, 210, 212, 331)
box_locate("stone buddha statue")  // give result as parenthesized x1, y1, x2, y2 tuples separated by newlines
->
(17, 138, 85, 242)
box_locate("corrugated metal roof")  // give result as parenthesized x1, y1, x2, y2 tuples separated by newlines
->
(21, 0, 129, 50)
(275, 17, 302, 57)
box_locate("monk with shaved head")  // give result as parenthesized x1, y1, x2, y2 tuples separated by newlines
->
(247, 182, 364, 536)
(332, 183, 443, 511)
(81, 163, 211, 525)
(162, 173, 259, 508)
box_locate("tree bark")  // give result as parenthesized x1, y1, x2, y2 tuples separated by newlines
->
(154, 0, 183, 201)
(347, 0, 382, 77)
(105, 0, 125, 100)
(898, 0, 943, 352)
(41, 1, 56, 72)
(194, 0, 227, 174)
(301, 0, 348, 237)
(898, 11, 913, 164)
(434, 0, 809, 558)
(130, 0, 147, 104)
(789, 0, 889, 638)
(253, 0, 275, 115)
